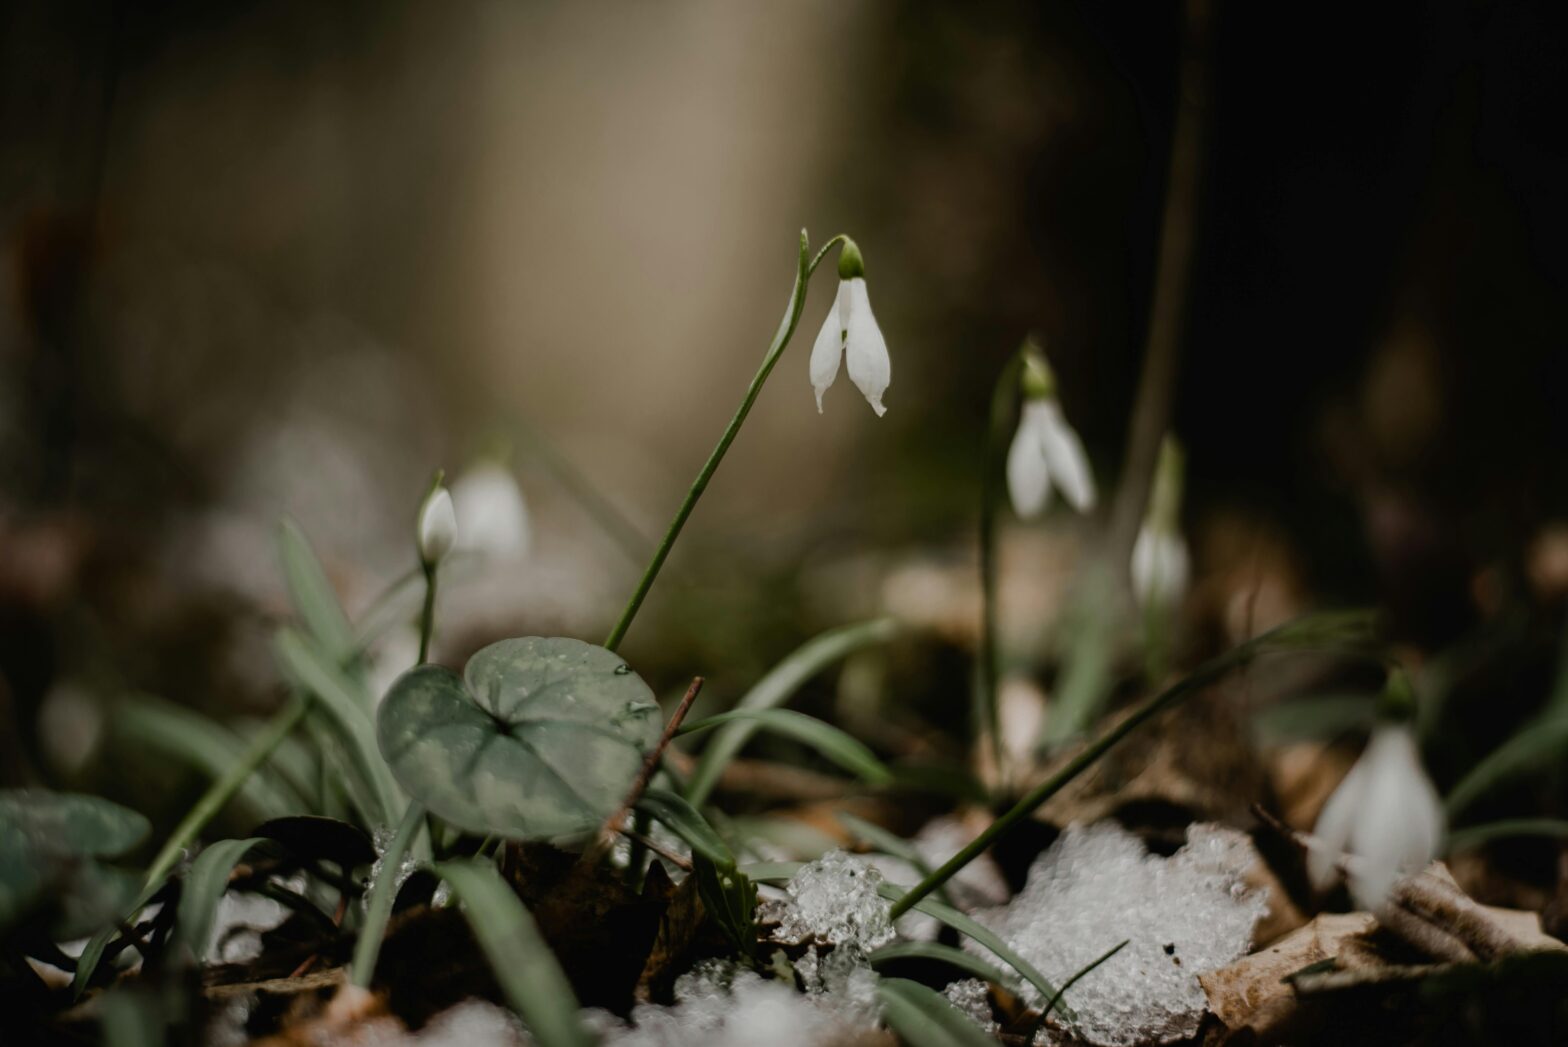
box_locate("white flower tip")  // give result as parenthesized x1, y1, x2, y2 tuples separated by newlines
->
(867, 395, 887, 417)
(417, 486, 456, 565)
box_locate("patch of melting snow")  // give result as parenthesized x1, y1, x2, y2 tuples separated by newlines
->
(206, 876, 303, 964)
(584, 960, 874, 1047)
(944, 978, 999, 1035)
(767, 850, 895, 951)
(864, 815, 1011, 941)
(972, 821, 1265, 1047)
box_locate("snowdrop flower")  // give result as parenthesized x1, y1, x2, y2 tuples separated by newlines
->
(450, 461, 530, 559)
(809, 239, 890, 416)
(1308, 675, 1443, 912)
(416, 483, 456, 567)
(1005, 351, 1095, 517)
(1131, 436, 1190, 608)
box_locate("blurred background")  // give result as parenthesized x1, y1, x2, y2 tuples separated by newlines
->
(4, 0, 1568, 851)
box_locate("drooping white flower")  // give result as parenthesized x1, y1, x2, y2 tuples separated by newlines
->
(809, 240, 890, 416)
(1308, 721, 1444, 912)
(450, 461, 530, 559)
(416, 484, 456, 567)
(1131, 525, 1190, 608)
(1130, 435, 1189, 608)
(1005, 399, 1096, 517)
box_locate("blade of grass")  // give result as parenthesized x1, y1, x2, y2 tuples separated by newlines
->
(1446, 715, 1568, 818)
(112, 696, 305, 820)
(173, 837, 268, 961)
(350, 802, 424, 988)
(634, 788, 734, 869)
(877, 977, 999, 1047)
(273, 627, 402, 828)
(433, 858, 594, 1047)
(1041, 939, 1127, 1019)
(869, 941, 1019, 993)
(278, 519, 358, 669)
(685, 618, 899, 807)
(679, 709, 890, 787)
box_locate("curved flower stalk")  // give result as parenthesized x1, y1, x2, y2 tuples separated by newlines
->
(1130, 436, 1189, 609)
(1309, 671, 1444, 912)
(603, 232, 883, 652)
(1005, 351, 1095, 518)
(809, 239, 891, 416)
(451, 459, 531, 559)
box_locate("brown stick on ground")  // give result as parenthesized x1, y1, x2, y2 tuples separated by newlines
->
(595, 675, 704, 849)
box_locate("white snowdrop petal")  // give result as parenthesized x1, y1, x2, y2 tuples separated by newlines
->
(842, 279, 890, 417)
(1035, 400, 1097, 512)
(1006, 404, 1052, 518)
(1131, 526, 1191, 607)
(1308, 755, 1368, 890)
(808, 282, 849, 413)
(451, 463, 530, 559)
(417, 487, 457, 564)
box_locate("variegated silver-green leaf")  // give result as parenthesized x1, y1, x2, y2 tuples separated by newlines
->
(376, 637, 661, 840)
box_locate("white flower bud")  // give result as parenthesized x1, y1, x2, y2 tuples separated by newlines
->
(416, 485, 456, 566)
(1006, 399, 1096, 518)
(809, 239, 890, 416)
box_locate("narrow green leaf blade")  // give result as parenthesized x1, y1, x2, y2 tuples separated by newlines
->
(635, 788, 734, 868)
(274, 627, 403, 827)
(869, 941, 1018, 992)
(174, 837, 268, 960)
(685, 619, 898, 807)
(680, 709, 891, 787)
(1446, 817, 1568, 852)
(277, 519, 358, 668)
(877, 978, 997, 1047)
(1446, 715, 1568, 818)
(112, 696, 304, 821)
(433, 859, 593, 1047)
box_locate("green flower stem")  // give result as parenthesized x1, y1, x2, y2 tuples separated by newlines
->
(603, 230, 838, 653)
(350, 800, 426, 988)
(977, 349, 1026, 792)
(417, 561, 438, 664)
(888, 610, 1381, 919)
(141, 693, 311, 894)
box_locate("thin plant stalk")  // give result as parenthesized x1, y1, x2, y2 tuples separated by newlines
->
(417, 562, 438, 663)
(888, 610, 1380, 918)
(977, 350, 1025, 791)
(603, 231, 843, 652)
(350, 801, 426, 988)
(142, 693, 310, 893)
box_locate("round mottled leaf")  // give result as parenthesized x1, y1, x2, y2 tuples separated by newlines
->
(0, 790, 150, 859)
(0, 790, 149, 930)
(377, 637, 662, 840)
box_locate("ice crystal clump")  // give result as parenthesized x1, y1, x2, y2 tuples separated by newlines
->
(587, 966, 870, 1047)
(366, 825, 420, 910)
(772, 850, 895, 951)
(944, 979, 999, 1035)
(972, 821, 1264, 1047)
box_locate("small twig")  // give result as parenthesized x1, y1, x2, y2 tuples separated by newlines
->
(619, 827, 693, 872)
(598, 676, 704, 846)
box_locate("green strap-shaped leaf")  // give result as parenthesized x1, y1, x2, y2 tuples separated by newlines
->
(277, 519, 359, 670)
(274, 627, 403, 828)
(685, 619, 898, 807)
(869, 941, 1018, 992)
(433, 859, 593, 1047)
(877, 978, 998, 1047)
(174, 837, 270, 960)
(635, 788, 734, 869)
(679, 709, 891, 788)
(112, 696, 305, 821)
(1447, 714, 1568, 818)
